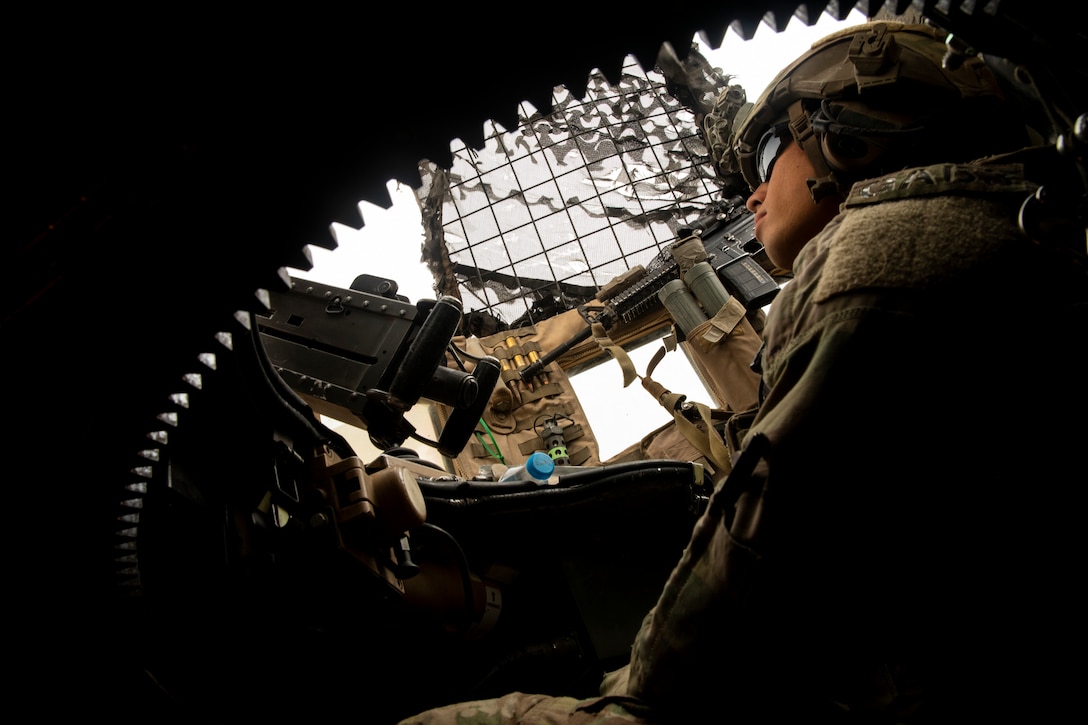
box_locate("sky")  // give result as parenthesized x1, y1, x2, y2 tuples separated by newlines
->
(290, 9, 868, 462)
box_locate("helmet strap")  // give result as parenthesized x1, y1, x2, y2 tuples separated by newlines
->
(786, 100, 843, 203)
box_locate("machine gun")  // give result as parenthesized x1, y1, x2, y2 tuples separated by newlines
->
(255, 273, 501, 458)
(519, 196, 781, 381)
(140, 269, 711, 725)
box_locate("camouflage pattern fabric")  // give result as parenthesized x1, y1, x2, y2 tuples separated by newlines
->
(400, 157, 1088, 723)
(627, 157, 1088, 721)
(397, 692, 651, 724)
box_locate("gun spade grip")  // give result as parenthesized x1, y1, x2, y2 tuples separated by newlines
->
(388, 296, 462, 409)
(437, 356, 501, 458)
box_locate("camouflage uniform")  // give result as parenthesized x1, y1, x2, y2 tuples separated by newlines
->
(399, 156, 1088, 724)
(401, 18, 1088, 724)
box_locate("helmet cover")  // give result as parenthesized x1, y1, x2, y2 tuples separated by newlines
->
(724, 21, 1018, 197)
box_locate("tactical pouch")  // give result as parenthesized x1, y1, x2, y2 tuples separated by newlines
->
(647, 239, 763, 414)
(677, 295, 762, 413)
(635, 271, 763, 482)
(637, 410, 732, 469)
(434, 318, 603, 480)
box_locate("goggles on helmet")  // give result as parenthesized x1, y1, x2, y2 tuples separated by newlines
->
(755, 121, 791, 185)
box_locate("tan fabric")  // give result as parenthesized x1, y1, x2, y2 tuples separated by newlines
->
(436, 321, 603, 479)
(678, 295, 762, 413)
(557, 306, 674, 374)
(591, 321, 637, 388)
(639, 419, 703, 463)
(638, 408, 733, 482)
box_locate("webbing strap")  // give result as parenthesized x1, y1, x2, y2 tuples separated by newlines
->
(671, 401, 732, 476)
(591, 321, 638, 387)
(642, 345, 733, 476)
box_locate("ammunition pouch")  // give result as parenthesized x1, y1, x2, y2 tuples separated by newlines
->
(435, 314, 604, 479)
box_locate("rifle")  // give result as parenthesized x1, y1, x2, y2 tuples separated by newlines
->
(519, 196, 780, 381)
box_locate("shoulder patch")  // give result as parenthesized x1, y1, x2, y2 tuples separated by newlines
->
(845, 163, 1036, 207)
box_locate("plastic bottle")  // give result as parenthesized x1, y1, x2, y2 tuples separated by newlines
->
(497, 451, 556, 484)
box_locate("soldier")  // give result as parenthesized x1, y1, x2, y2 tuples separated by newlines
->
(398, 20, 1087, 724)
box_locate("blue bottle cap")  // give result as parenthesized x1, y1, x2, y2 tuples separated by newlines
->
(525, 451, 556, 481)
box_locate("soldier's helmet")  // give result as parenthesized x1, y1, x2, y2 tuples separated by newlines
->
(724, 21, 1030, 201)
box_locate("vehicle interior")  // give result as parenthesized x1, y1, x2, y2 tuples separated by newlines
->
(7, 1, 1083, 722)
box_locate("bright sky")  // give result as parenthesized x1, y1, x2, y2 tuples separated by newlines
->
(291, 10, 868, 461)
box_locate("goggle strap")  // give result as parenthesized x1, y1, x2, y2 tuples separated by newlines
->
(787, 100, 840, 201)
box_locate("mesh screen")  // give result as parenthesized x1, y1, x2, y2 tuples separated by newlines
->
(417, 46, 736, 332)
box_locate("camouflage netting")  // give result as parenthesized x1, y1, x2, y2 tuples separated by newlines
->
(416, 44, 749, 336)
